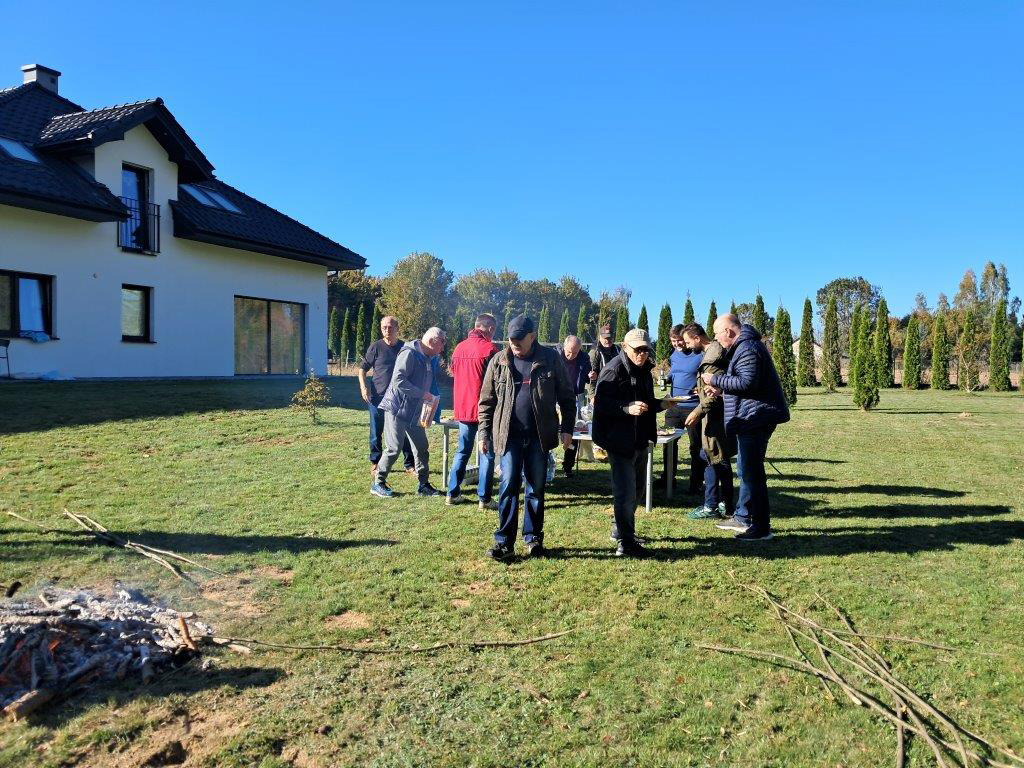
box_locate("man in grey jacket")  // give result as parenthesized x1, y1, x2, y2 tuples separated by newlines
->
(371, 327, 446, 498)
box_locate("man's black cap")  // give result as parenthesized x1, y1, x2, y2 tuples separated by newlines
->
(507, 315, 535, 341)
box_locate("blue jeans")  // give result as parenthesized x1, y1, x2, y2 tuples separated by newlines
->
(368, 399, 413, 468)
(734, 427, 774, 533)
(447, 421, 495, 501)
(495, 434, 548, 546)
(702, 448, 734, 513)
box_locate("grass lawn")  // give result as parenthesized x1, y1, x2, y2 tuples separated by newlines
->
(1, 377, 1022, 767)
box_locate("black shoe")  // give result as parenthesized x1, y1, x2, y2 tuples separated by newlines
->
(418, 484, 442, 497)
(562, 466, 574, 478)
(735, 528, 774, 542)
(487, 544, 514, 561)
(525, 541, 546, 558)
(615, 540, 652, 558)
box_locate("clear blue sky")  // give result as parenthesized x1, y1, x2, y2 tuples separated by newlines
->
(5, 2, 1022, 322)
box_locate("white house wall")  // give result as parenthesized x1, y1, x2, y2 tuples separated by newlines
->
(0, 125, 328, 378)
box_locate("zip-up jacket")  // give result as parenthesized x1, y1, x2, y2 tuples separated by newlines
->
(451, 329, 499, 422)
(477, 343, 576, 456)
(686, 340, 735, 464)
(710, 324, 790, 435)
(592, 349, 664, 457)
(378, 340, 434, 423)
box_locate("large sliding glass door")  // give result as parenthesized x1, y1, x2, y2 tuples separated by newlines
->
(234, 296, 305, 374)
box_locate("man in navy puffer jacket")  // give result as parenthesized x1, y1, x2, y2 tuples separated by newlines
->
(702, 315, 789, 540)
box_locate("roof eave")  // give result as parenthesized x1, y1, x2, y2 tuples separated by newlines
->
(0, 190, 127, 222)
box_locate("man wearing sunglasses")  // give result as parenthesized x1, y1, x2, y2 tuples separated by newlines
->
(592, 328, 675, 557)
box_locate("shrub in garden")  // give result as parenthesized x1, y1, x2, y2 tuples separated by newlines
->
(874, 298, 894, 388)
(292, 368, 332, 423)
(931, 311, 949, 390)
(853, 315, 880, 410)
(821, 294, 841, 391)
(902, 312, 921, 389)
(772, 306, 797, 405)
(797, 298, 816, 386)
(989, 298, 1011, 391)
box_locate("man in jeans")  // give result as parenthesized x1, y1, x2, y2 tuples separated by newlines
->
(477, 315, 576, 560)
(663, 324, 704, 493)
(703, 314, 790, 541)
(558, 334, 592, 477)
(371, 327, 446, 498)
(446, 314, 499, 510)
(357, 315, 414, 474)
(592, 328, 674, 557)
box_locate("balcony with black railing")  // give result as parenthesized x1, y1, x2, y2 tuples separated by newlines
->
(118, 197, 160, 254)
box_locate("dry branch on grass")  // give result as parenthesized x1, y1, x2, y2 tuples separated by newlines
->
(699, 586, 1022, 768)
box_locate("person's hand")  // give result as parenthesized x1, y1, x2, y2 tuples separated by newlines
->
(704, 385, 722, 398)
(588, 371, 598, 382)
(684, 410, 699, 428)
(479, 437, 491, 455)
(359, 386, 371, 405)
(560, 432, 574, 451)
(625, 401, 648, 416)
(701, 372, 715, 385)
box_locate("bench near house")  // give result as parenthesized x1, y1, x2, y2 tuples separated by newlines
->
(0, 64, 364, 378)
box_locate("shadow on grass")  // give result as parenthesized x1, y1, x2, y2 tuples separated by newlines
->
(785, 483, 967, 498)
(768, 457, 846, 465)
(34, 661, 284, 728)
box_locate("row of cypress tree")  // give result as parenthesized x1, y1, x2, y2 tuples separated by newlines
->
(328, 301, 382, 365)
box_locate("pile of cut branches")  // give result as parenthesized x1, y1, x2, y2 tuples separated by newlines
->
(700, 586, 1022, 768)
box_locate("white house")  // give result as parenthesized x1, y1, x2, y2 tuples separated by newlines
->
(0, 64, 363, 378)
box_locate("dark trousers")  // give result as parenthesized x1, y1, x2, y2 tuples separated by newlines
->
(368, 399, 413, 468)
(701, 448, 734, 513)
(735, 427, 775, 533)
(495, 434, 548, 546)
(447, 421, 495, 501)
(609, 448, 647, 544)
(665, 405, 705, 491)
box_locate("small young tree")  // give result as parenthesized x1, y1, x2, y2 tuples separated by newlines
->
(370, 303, 381, 341)
(752, 294, 767, 337)
(821, 294, 841, 391)
(683, 297, 695, 325)
(656, 303, 673, 362)
(931, 311, 949, 390)
(291, 366, 332, 423)
(328, 307, 341, 360)
(873, 297, 894, 388)
(902, 312, 921, 389)
(576, 304, 588, 342)
(772, 306, 797, 405)
(702, 301, 716, 335)
(637, 304, 649, 333)
(355, 302, 368, 360)
(339, 307, 352, 365)
(615, 304, 630, 342)
(537, 305, 551, 343)
(797, 298, 816, 386)
(730, 300, 738, 315)
(853, 317, 880, 410)
(558, 308, 571, 342)
(849, 303, 863, 388)
(989, 298, 1012, 391)
(958, 310, 980, 391)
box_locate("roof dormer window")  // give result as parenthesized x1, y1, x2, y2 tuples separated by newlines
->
(180, 183, 242, 213)
(0, 136, 40, 163)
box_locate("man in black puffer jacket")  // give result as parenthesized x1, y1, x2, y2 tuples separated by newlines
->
(593, 328, 674, 557)
(702, 314, 790, 541)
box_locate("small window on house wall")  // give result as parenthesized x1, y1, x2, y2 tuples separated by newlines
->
(121, 285, 152, 342)
(1, 270, 53, 337)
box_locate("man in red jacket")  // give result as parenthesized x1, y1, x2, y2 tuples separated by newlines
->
(446, 313, 499, 509)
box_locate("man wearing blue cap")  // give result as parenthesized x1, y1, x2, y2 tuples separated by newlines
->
(477, 315, 576, 560)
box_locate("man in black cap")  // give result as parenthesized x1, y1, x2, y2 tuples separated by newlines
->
(477, 315, 576, 560)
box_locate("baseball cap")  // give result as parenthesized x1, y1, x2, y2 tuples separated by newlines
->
(507, 315, 535, 341)
(623, 328, 651, 350)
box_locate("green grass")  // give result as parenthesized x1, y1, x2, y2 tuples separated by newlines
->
(1, 378, 1022, 767)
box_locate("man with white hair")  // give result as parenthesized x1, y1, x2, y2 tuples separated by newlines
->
(372, 326, 446, 498)
(559, 334, 592, 476)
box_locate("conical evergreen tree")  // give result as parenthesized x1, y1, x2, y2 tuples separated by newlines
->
(637, 304, 649, 332)
(853, 316, 880, 410)
(576, 304, 588, 342)
(958, 310, 980, 391)
(656, 303, 673, 362)
(339, 307, 352, 365)
(730, 300, 738, 315)
(849, 303, 863, 388)
(558, 308, 571, 343)
(873, 298, 894, 388)
(615, 304, 630, 342)
(355, 303, 368, 359)
(370, 303, 381, 342)
(683, 297, 695, 325)
(772, 306, 797, 405)
(328, 307, 340, 359)
(751, 295, 767, 337)
(821, 295, 840, 391)
(989, 298, 1011, 391)
(797, 298, 816, 386)
(706, 301, 718, 333)
(902, 313, 921, 390)
(931, 311, 949, 390)
(537, 305, 551, 343)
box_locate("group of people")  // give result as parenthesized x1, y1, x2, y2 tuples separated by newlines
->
(357, 310, 790, 559)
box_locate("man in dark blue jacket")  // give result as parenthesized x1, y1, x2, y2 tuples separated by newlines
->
(702, 314, 789, 541)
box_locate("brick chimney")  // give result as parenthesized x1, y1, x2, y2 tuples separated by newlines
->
(21, 64, 61, 94)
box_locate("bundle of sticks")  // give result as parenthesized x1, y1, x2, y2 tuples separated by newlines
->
(1, 588, 214, 721)
(700, 586, 1023, 768)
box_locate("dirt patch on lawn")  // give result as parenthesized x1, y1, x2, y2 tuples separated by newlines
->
(325, 610, 371, 630)
(199, 567, 293, 618)
(450, 598, 471, 609)
(466, 580, 494, 596)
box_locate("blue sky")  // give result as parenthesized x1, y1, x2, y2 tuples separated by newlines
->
(4, 2, 1022, 321)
